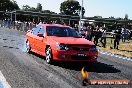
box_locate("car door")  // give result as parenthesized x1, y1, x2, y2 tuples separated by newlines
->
(35, 26, 46, 55)
(27, 27, 38, 50)
(31, 26, 40, 52)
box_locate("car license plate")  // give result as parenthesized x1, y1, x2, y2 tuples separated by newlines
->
(77, 53, 86, 57)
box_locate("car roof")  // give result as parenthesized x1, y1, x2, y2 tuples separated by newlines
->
(38, 24, 71, 28)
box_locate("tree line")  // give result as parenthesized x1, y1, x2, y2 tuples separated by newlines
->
(0, 0, 85, 16)
(0, 0, 19, 11)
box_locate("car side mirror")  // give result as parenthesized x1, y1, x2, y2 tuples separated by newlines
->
(37, 34, 44, 37)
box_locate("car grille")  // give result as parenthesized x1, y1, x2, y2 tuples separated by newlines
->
(66, 44, 92, 51)
(72, 47, 89, 51)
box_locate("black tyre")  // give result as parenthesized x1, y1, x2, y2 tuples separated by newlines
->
(45, 47, 53, 64)
(25, 41, 31, 53)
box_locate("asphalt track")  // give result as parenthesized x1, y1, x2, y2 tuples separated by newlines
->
(0, 27, 132, 88)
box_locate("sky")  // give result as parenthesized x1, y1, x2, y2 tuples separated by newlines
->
(14, 0, 132, 19)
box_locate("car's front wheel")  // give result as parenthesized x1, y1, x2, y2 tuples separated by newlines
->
(45, 47, 53, 64)
(25, 41, 31, 53)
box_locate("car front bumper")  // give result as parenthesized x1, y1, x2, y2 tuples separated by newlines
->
(52, 49, 98, 62)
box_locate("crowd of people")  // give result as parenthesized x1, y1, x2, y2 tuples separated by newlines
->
(73, 24, 132, 49)
(0, 19, 37, 31)
(0, 19, 131, 50)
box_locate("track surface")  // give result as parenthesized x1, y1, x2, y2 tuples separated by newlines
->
(0, 27, 132, 88)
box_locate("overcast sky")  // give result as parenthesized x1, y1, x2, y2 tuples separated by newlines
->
(14, 0, 132, 19)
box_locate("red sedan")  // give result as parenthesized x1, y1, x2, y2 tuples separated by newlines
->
(25, 24, 98, 64)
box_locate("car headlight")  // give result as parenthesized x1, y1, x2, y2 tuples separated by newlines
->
(56, 44, 69, 50)
(89, 45, 98, 52)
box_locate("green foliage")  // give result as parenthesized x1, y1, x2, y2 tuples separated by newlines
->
(22, 5, 40, 12)
(30, 7, 37, 12)
(41, 10, 57, 14)
(22, 3, 43, 12)
(22, 4, 56, 14)
(60, 0, 85, 16)
(0, 0, 19, 11)
(36, 3, 42, 12)
(22, 5, 31, 11)
(11, 0, 19, 10)
(125, 14, 128, 20)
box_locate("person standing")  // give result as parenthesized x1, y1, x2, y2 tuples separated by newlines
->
(93, 27, 102, 46)
(85, 26, 92, 41)
(126, 28, 131, 41)
(114, 29, 121, 49)
(100, 28, 107, 48)
(80, 28, 86, 38)
(121, 27, 127, 42)
(74, 24, 79, 32)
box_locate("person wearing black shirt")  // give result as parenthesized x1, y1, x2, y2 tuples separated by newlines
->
(93, 28, 102, 46)
(113, 29, 121, 49)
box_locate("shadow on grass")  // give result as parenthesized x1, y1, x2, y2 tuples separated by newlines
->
(29, 52, 121, 73)
(117, 49, 132, 52)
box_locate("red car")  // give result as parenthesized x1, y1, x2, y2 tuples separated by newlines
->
(25, 24, 98, 64)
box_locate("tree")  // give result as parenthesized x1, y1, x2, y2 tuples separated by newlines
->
(60, 0, 85, 16)
(22, 5, 31, 11)
(0, 0, 19, 11)
(36, 3, 42, 12)
(30, 7, 37, 12)
(11, 0, 20, 10)
(22, 4, 57, 14)
(41, 10, 57, 14)
(125, 14, 128, 20)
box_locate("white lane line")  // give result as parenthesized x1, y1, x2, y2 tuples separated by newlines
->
(0, 71, 11, 88)
(99, 50, 132, 61)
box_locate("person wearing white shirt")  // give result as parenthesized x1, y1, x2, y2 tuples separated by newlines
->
(100, 28, 107, 48)
(121, 27, 127, 42)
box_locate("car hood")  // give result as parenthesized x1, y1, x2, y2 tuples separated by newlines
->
(47, 36, 95, 45)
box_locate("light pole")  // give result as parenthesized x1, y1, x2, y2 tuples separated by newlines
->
(79, 0, 83, 33)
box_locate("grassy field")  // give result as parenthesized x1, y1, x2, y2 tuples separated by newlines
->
(97, 37, 132, 58)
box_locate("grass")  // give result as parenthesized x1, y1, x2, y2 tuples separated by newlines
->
(97, 37, 132, 58)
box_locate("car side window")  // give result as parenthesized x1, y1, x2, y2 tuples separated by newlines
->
(34, 27, 40, 35)
(38, 26, 44, 34)
(31, 28, 36, 34)
(31, 26, 44, 35)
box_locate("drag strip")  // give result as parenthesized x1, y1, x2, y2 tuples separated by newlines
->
(0, 71, 11, 88)
(0, 27, 132, 88)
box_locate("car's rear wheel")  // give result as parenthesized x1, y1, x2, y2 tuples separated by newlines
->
(25, 41, 31, 53)
(45, 47, 53, 64)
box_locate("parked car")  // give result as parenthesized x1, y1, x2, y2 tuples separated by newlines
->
(25, 24, 98, 64)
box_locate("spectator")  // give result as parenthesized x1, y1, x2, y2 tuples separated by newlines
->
(4, 19, 7, 27)
(85, 26, 92, 41)
(0, 20, 2, 27)
(130, 30, 132, 39)
(121, 27, 127, 42)
(80, 28, 86, 38)
(126, 28, 131, 41)
(93, 27, 102, 46)
(7, 19, 12, 29)
(90, 26, 95, 41)
(113, 29, 121, 49)
(100, 28, 107, 48)
(74, 24, 79, 32)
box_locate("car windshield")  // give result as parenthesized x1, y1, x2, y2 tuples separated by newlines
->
(46, 26, 81, 38)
